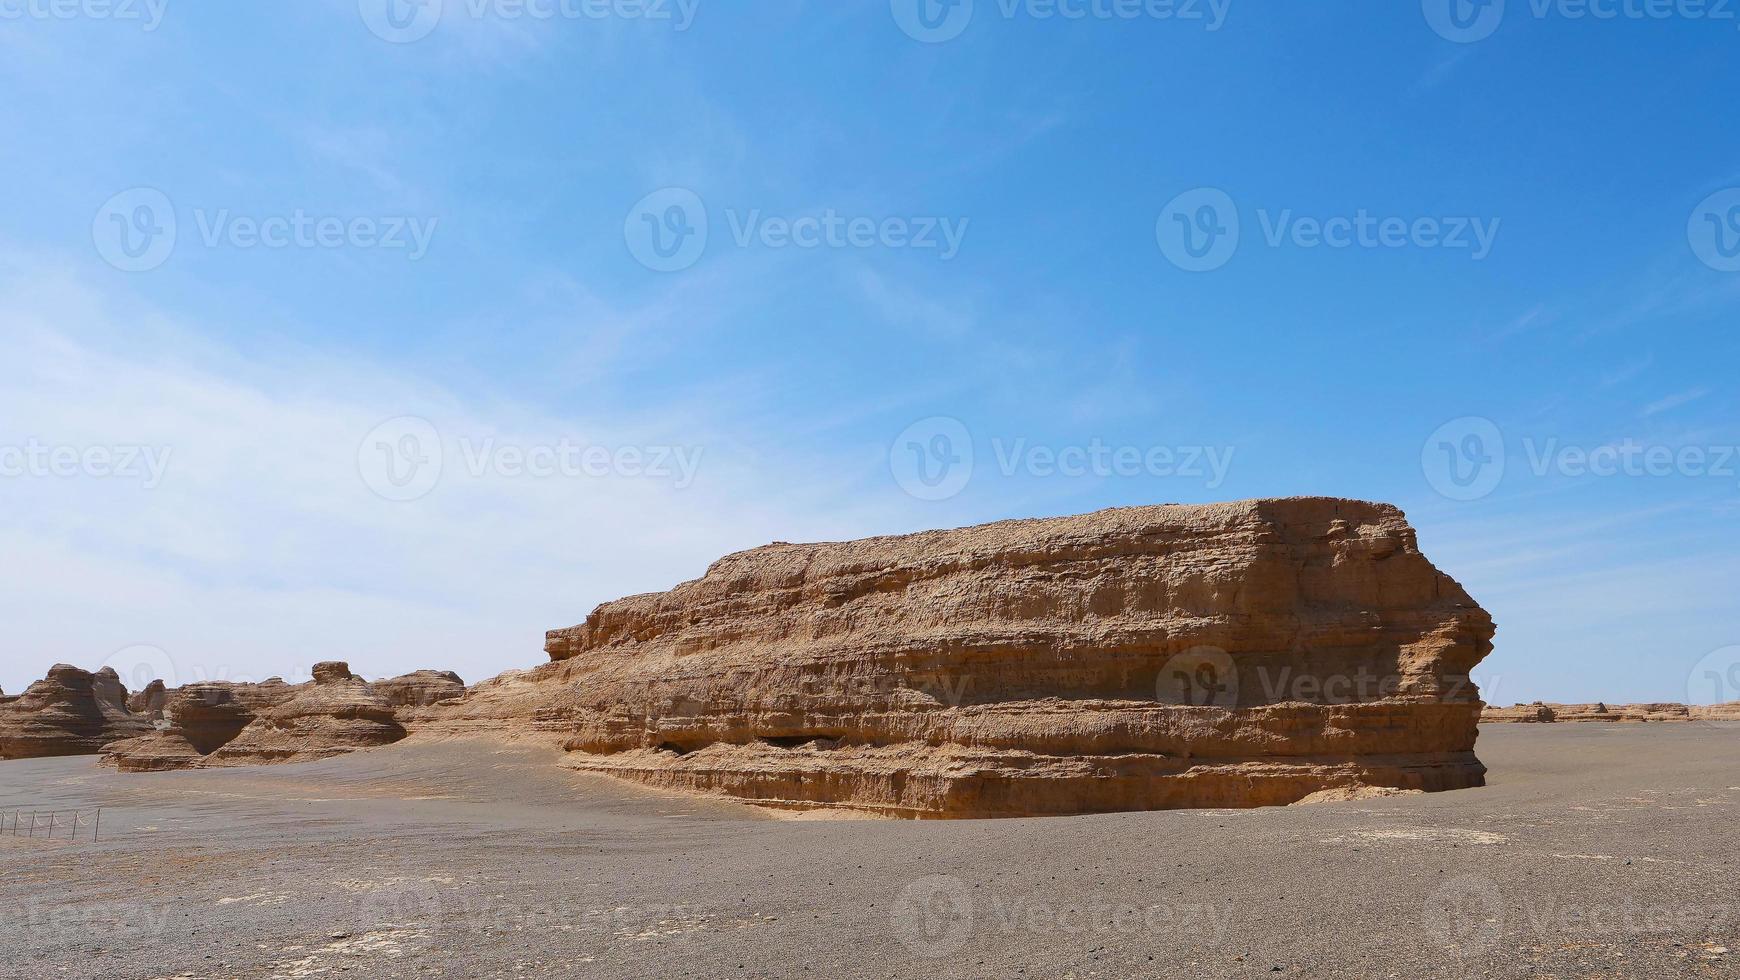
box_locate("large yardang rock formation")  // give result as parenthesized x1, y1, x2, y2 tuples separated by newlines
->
(104, 677, 306, 771)
(434, 497, 1496, 818)
(0, 665, 152, 759)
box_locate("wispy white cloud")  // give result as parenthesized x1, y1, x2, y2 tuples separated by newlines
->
(0, 256, 908, 694)
(1640, 387, 1711, 417)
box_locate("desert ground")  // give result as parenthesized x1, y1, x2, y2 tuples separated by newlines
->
(3, 725, 1735, 980)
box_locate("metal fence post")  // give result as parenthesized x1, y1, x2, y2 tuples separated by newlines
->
(94, 807, 101, 843)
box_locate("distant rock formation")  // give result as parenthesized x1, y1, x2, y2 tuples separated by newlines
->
(103, 664, 461, 771)
(203, 662, 406, 766)
(372, 670, 466, 708)
(424, 498, 1496, 817)
(0, 665, 152, 759)
(127, 679, 169, 723)
(1483, 701, 1740, 723)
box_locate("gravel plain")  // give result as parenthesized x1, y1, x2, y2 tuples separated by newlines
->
(2, 724, 1736, 979)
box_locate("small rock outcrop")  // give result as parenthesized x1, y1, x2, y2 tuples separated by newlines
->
(373, 670, 466, 708)
(0, 665, 152, 759)
(425, 498, 1497, 818)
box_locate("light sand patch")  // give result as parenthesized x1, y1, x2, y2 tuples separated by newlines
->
(1320, 826, 1511, 846)
(218, 891, 291, 906)
(1292, 786, 1425, 806)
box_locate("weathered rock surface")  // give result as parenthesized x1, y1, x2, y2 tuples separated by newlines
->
(425, 498, 1496, 817)
(128, 679, 169, 722)
(1483, 701, 1740, 723)
(202, 662, 406, 766)
(373, 670, 466, 708)
(0, 665, 152, 759)
(102, 664, 465, 771)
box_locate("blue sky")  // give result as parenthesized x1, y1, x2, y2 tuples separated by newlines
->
(2, 1, 1737, 704)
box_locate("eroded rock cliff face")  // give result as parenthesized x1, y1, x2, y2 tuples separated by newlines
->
(0, 666, 152, 759)
(427, 498, 1496, 817)
(204, 662, 406, 766)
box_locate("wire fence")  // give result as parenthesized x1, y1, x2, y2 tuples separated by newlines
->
(1, 806, 103, 843)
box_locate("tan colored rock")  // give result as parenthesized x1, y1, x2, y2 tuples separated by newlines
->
(102, 677, 307, 771)
(128, 679, 168, 722)
(1482, 701, 1740, 723)
(425, 498, 1496, 818)
(0, 665, 151, 759)
(203, 662, 405, 766)
(373, 670, 466, 708)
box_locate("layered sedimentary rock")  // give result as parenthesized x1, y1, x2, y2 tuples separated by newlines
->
(1483, 701, 1740, 723)
(200, 662, 407, 766)
(104, 677, 306, 771)
(0, 666, 152, 759)
(128, 680, 169, 723)
(428, 498, 1496, 818)
(373, 670, 466, 709)
(107, 664, 413, 770)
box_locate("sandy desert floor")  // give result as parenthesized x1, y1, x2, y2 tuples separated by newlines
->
(2, 724, 1736, 980)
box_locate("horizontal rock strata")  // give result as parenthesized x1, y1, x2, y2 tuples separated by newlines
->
(103, 664, 457, 771)
(427, 498, 1496, 817)
(0, 666, 152, 759)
